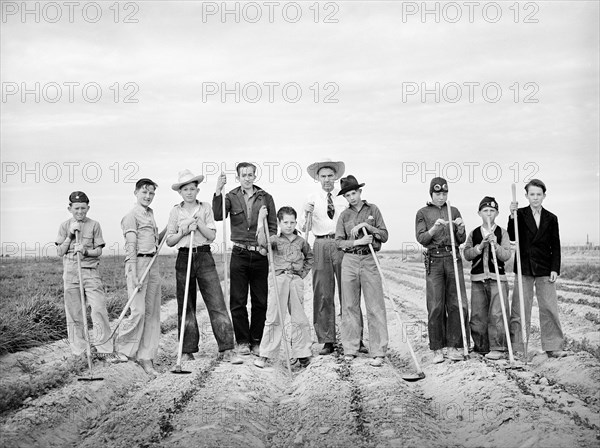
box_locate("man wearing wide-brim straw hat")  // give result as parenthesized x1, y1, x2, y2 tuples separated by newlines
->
(300, 159, 367, 356)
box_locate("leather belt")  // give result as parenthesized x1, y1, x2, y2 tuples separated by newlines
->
(315, 234, 336, 239)
(345, 247, 371, 256)
(428, 246, 458, 257)
(234, 242, 261, 252)
(179, 245, 211, 253)
(137, 253, 156, 257)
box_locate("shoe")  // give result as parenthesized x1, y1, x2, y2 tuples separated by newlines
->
(182, 353, 195, 361)
(94, 352, 128, 363)
(138, 359, 158, 376)
(447, 348, 465, 362)
(319, 343, 334, 355)
(442, 347, 448, 358)
(251, 344, 261, 356)
(344, 354, 356, 362)
(432, 350, 444, 364)
(547, 350, 568, 358)
(222, 349, 243, 365)
(358, 342, 369, 354)
(298, 357, 311, 367)
(254, 357, 267, 368)
(237, 344, 251, 356)
(370, 357, 384, 367)
(485, 351, 505, 361)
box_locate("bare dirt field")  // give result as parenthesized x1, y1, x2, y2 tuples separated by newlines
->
(1, 254, 599, 448)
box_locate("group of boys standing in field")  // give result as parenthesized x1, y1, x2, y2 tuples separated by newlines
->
(55, 160, 567, 378)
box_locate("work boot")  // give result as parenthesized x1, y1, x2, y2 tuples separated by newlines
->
(107, 352, 129, 363)
(182, 353, 195, 361)
(370, 356, 384, 367)
(447, 348, 465, 362)
(432, 350, 444, 364)
(546, 350, 568, 358)
(237, 344, 251, 356)
(254, 356, 267, 368)
(485, 351, 505, 361)
(319, 343, 334, 355)
(298, 357, 311, 367)
(251, 344, 261, 356)
(222, 349, 243, 365)
(358, 341, 369, 354)
(138, 359, 158, 376)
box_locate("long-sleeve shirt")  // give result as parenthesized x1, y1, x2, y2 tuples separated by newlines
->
(464, 224, 511, 282)
(257, 231, 313, 279)
(297, 187, 347, 236)
(415, 202, 466, 249)
(212, 185, 277, 245)
(166, 201, 216, 249)
(121, 204, 159, 262)
(335, 200, 388, 251)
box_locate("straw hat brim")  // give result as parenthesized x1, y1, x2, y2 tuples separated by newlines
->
(171, 175, 205, 191)
(307, 161, 345, 181)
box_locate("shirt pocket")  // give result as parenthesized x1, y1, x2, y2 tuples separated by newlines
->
(230, 208, 245, 226)
(81, 228, 95, 250)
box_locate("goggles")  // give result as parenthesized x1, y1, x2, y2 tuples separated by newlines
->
(432, 183, 448, 192)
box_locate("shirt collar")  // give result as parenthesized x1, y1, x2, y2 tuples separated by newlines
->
(530, 205, 542, 216)
(242, 186, 256, 197)
(134, 203, 152, 213)
(350, 200, 368, 212)
(320, 187, 338, 197)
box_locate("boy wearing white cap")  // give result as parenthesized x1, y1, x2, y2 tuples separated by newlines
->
(166, 170, 242, 365)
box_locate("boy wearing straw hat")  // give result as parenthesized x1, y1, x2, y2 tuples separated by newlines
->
(335, 175, 389, 367)
(166, 170, 242, 365)
(213, 163, 277, 356)
(115, 178, 163, 376)
(508, 179, 567, 358)
(463, 197, 511, 360)
(55, 191, 123, 361)
(415, 177, 469, 363)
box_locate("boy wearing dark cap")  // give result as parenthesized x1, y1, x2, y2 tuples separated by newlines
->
(508, 179, 567, 358)
(166, 170, 242, 365)
(55, 191, 122, 361)
(335, 175, 389, 367)
(115, 178, 163, 376)
(463, 197, 511, 360)
(415, 177, 469, 363)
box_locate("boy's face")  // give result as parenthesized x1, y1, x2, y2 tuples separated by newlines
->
(179, 183, 199, 202)
(68, 202, 89, 221)
(478, 207, 498, 225)
(343, 189, 362, 207)
(318, 167, 336, 193)
(431, 191, 448, 207)
(237, 166, 256, 190)
(525, 185, 545, 208)
(279, 213, 297, 235)
(135, 184, 156, 207)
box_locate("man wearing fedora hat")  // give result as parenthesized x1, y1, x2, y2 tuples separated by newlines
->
(213, 163, 277, 356)
(300, 160, 367, 356)
(166, 170, 242, 365)
(335, 175, 389, 366)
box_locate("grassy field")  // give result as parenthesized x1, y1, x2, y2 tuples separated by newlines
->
(0, 255, 225, 356)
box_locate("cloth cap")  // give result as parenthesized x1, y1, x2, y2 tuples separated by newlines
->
(338, 175, 365, 196)
(479, 196, 498, 211)
(135, 178, 158, 190)
(69, 191, 89, 204)
(171, 170, 205, 191)
(429, 177, 448, 195)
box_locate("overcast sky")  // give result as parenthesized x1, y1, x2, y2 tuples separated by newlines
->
(1, 1, 598, 255)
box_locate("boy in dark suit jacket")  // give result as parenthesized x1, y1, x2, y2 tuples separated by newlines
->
(508, 179, 567, 358)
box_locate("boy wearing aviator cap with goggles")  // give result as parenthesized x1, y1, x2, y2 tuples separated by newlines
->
(415, 177, 469, 363)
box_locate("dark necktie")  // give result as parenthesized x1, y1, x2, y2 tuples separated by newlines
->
(327, 193, 335, 219)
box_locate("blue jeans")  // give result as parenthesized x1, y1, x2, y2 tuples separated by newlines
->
(426, 254, 469, 350)
(509, 275, 564, 352)
(229, 246, 269, 346)
(470, 279, 510, 353)
(176, 250, 235, 353)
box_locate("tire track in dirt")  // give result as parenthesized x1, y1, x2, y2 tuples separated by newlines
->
(380, 259, 599, 447)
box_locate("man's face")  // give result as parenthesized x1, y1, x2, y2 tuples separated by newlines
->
(179, 183, 199, 202)
(525, 186, 545, 208)
(343, 189, 361, 207)
(237, 166, 256, 190)
(318, 167, 336, 192)
(478, 207, 498, 225)
(431, 192, 447, 207)
(279, 214, 297, 235)
(135, 185, 156, 207)
(68, 202, 89, 221)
